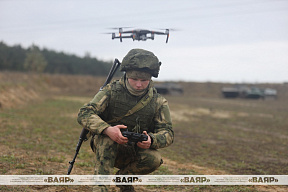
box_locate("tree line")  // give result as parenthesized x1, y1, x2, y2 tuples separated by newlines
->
(0, 41, 116, 76)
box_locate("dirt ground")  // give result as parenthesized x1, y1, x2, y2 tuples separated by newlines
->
(0, 72, 287, 192)
(1, 144, 286, 192)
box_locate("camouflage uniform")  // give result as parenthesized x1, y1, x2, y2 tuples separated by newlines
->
(77, 49, 173, 192)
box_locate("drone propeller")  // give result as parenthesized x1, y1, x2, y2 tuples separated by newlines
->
(107, 27, 134, 30)
(156, 28, 179, 31)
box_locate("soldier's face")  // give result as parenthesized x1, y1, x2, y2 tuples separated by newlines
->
(128, 78, 150, 90)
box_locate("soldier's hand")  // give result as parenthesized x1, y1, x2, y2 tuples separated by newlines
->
(103, 125, 128, 144)
(137, 131, 151, 149)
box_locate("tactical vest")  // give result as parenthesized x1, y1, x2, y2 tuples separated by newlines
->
(99, 80, 158, 133)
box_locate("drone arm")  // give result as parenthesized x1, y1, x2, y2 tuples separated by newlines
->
(113, 35, 133, 42)
(166, 34, 169, 43)
(115, 36, 132, 39)
(153, 32, 165, 35)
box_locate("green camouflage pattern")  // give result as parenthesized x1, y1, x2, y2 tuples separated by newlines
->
(77, 76, 174, 149)
(77, 75, 173, 191)
(91, 134, 163, 192)
(92, 134, 163, 175)
(120, 48, 161, 77)
(104, 79, 157, 132)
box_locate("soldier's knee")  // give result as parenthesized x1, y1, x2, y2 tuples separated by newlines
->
(152, 154, 163, 170)
(141, 149, 163, 170)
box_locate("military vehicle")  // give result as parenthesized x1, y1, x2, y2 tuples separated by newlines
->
(222, 85, 277, 99)
(263, 88, 278, 99)
(242, 87, 264, 99)
(221, 87, 240, 98)
(154, 82, 183, 95)
(221, 85, 250, 98)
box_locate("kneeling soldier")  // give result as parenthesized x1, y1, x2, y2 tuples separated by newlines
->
(77, 48, 174, 192)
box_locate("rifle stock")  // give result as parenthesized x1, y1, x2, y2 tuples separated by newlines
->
(67, 59, 121, 175)
(100, 59, 121, 90)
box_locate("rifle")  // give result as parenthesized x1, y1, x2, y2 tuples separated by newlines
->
(67, 58, 121, 175)
(67, 128, 89, 175)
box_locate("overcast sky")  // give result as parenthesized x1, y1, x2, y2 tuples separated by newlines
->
(1, 0, 287, 83)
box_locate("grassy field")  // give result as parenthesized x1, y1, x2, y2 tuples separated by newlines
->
(0, 72, 287, 191)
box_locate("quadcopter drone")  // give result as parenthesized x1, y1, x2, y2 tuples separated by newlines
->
(109, 28, 170, 43)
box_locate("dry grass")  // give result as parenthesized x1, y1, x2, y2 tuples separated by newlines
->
(1, 72, 288, 192)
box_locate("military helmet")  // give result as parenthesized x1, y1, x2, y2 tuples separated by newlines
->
(121, 48, 161, 77)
